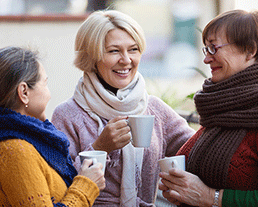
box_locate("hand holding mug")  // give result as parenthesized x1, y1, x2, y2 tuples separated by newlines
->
(92, 116, 131, 153)
(159, 162, 218, 206)
(79, 158, 106, 190)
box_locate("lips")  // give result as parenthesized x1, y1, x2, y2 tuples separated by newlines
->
(211, 66, 221, 73)
(113, 69, 131, 74)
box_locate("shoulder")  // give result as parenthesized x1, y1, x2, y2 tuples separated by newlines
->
(53, 98, 82, 116)
(0, 139, 43, 169)
(0, 139, 38, 155)
(52, 98, 97, 132)
(52, 98, 89, 121)
(147, 95, 169, 111)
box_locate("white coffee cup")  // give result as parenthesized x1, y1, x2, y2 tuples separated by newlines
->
(79, 150, 107, 173)
(158, 155, 185, 173)
(127, 115, 155, 147)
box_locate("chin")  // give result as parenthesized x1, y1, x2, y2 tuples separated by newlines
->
(116, 81, 131, 89)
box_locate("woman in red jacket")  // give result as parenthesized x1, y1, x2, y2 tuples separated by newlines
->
(159, 9, 258, 207)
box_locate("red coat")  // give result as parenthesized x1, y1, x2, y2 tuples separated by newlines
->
(177, 126, 258, 190)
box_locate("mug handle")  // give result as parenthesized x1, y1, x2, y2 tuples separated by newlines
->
(172, 160, 178, 168)
(92, 158, 97, 165)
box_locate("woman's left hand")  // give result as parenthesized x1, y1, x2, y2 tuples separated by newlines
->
(159, 168, 215, 206)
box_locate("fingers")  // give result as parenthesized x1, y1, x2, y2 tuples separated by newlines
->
(168, 168, 186, 178)
(105, 117, 130, 136)
(159, 168, 186, 186)
(163, 189, 182, 205)
(92, 162, 103, 171)
(81, 158, 94, 168)
(89, 163, 106, 190)
(158, 182, 169, 191)
(79, 161, 106, 190)
(108, 116, 128, 124)
(160, 177, 175, 190)
(81, 159, 103, 171)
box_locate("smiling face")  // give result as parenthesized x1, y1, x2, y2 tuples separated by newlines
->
(96, 29, 142, 89)
(203, 29, 256, 83)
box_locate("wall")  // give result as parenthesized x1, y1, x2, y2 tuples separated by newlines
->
(0, 17, 86, 119)
(0, 0, 237, 120)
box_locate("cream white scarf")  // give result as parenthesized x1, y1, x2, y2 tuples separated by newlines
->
(74, 71, 148, 206)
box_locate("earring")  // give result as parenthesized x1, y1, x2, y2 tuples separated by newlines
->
(25, 104, 28, 108)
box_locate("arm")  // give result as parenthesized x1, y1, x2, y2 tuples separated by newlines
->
(52, 102, 96, 171)
(149, 96, 195, 156)
(52, 102, 82, 162)
(52, 101, 131, 156)
(222, 189, 258, 207)
(0, 139, 100, 207)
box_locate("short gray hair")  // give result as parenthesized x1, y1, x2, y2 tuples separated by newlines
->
(0, 46, 40, 109)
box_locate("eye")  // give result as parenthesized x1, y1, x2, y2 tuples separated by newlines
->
(107, 49, 119, 53)
(129, 47, 139, 52)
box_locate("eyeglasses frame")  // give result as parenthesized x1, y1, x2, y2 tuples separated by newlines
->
(202, 43, 233, 56)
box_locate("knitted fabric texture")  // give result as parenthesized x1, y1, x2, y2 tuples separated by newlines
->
(0, 139, 99, 206)
(0, 107, 77, 187)
(187, 64, 258, 189)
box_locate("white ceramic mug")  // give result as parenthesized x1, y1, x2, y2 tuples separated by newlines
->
(79, 150, 107, 173)
(158, 155, 185, 173)
(127, 115, 155, 147)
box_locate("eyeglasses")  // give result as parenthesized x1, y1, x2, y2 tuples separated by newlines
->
(202, 43, 233, 56)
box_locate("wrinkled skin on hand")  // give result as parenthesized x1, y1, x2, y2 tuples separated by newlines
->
(92, 116, 131, 154)
(79, 159, 106, 190)
(159, 168, 216, 207)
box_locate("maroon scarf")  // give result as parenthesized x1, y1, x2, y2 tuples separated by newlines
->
(187, 64, 258, 189)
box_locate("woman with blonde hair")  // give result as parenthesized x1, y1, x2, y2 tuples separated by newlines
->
(52, 10, 195, 206)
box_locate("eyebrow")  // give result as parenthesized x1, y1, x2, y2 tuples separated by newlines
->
(106, 43, 138, 48)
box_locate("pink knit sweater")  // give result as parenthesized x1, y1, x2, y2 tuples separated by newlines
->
(52, 95, 195, 206)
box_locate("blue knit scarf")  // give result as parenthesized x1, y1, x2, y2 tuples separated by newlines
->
(0, 107, 77, 187)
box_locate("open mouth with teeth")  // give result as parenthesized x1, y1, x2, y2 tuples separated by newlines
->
(113, 69, 131, 74)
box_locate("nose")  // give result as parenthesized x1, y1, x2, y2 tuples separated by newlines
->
(119, 52, 132, 65)
(203, 53, 214, 64)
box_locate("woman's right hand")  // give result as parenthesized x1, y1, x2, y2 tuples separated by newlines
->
(92, 116, 131, 153)
(78, 159, 106, 190)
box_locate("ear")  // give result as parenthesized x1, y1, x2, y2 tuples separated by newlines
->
(247, 51, 256, 61)
(17, 82, 29, 105)
(247, 45, 257, 61)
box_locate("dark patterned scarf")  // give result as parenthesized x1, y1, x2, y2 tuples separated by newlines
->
(0, 107, 77, 187)
(187, 64, 258, 189)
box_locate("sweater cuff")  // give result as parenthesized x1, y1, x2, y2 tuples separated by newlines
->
(68, 175, 99, 206)
(222, 189, 258, 207)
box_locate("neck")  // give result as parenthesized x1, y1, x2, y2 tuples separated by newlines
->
(96, 73, 118, 95)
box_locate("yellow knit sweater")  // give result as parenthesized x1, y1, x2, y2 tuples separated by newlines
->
(0, 139, 99, 206)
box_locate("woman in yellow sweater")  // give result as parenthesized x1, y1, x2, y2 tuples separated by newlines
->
(0, 46, 105, 206)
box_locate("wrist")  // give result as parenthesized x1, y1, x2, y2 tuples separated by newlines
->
(212, 189, 220, 207)
(211, 189, 223, 207)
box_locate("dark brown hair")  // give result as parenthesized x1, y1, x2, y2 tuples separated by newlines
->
(202, 9, 258, 61)
(0, 46, 40, 109)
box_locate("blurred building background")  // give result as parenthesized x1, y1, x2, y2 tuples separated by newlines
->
(1, 0, 254, 118)
(0, 0, 257, 206)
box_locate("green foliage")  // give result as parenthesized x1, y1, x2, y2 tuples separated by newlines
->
(186, 92, 195, 100)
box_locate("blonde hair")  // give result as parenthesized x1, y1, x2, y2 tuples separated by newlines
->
(74, 10, 146, 73)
